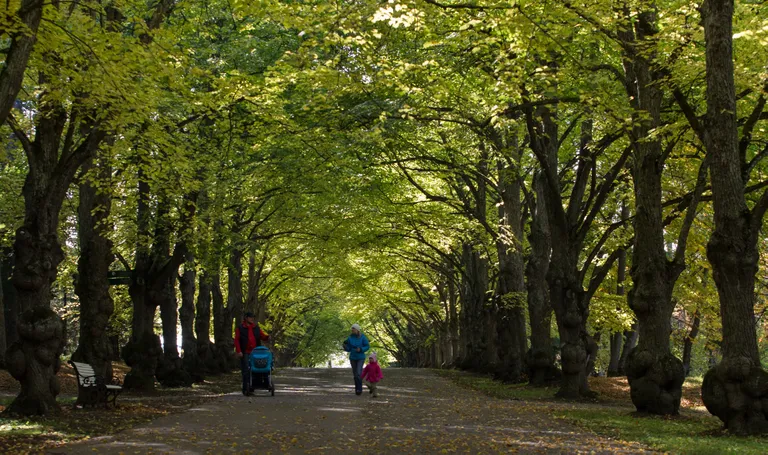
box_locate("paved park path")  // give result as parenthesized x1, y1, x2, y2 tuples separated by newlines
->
(52, 368, 652, 454)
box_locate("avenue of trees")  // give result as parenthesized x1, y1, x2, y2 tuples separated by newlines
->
(1, 0, 768, 436)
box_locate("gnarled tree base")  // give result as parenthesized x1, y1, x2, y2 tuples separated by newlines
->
(526, 348, 561, 386)
(627, 349, 684, 415)
(122, 334, 162, 391)
(156, 356, 194, 388)
(494, 363, 524, 384)
(702, 358, 768, 435)
(197, 341, 221, 374)
(4, 307, 65, 416)
(181, 353, 205, 383)
(555, 341, 592, 399)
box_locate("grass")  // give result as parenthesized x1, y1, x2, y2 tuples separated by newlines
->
(439, 369, 768, 454)
(436, 369, 558, 400)
(558, 408, 768, 455)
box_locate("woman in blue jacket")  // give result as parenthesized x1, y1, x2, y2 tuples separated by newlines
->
(343, 323, 370, 395)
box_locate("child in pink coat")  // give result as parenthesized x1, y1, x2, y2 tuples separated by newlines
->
(361, 352, 383, 397)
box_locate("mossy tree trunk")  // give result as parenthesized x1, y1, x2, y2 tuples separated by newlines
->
(493, 132, 527, 383)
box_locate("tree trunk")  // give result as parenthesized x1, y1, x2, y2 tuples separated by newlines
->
(586, 332, 600, 376)
(618, 327, 638, 375)
(682, 310, 701, 377)
(122, 178, 162, 392)
(1, 248, 17, 352)
(0, 0, 45, 127)
(0, 255, 6, 369)
(156, 270, 193, 388)
(5, 194, 67, 415)
(447, 266, 460, 365)
(72, 157, 115, 406)
(458, 242, 494, 372)
(494, 145, 527, 383)
(699, 0, 768, 434)
(179, 260, 203, 382)
(608, 221, 628, 377)
(607, 333, 623, 377)
(195, 272, 218, 374)
(525, 173, 557, 386)
(621, 10, 684, 415)
(226, 247, 244, 368)
(211, 272, 232, 372)
(4, 84, 103, 415)
(548, 259, 590, 398)
(524, 100, 597, 398)
(246, 250, 259, 315)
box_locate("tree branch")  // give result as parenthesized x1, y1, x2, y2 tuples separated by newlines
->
(672, 152, 711, 268)
(5, 113, 32, 155)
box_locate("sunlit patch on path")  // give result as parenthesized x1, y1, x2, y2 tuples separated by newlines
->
(54, 368, 654, 454)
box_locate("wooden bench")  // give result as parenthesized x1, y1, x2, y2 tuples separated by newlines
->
(69, 361, 123, 408)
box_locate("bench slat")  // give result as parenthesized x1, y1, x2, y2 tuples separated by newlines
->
(105, 385, 122, 390)
(72, 363, 94, 374)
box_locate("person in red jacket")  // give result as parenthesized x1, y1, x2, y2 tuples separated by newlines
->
(235, 312, 269, 396)
(361, 352, 383, 398)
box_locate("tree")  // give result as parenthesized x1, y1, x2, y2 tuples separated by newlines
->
(72, 155, 116, 402)
(694, 0, 768, 435)
(0, 0, 45, 127)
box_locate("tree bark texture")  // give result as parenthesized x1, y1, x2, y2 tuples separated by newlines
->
(154, 197, 194, 388)
(608, 220, 628, 377)
(5, 99, 78, 415)
(122, 179, 162, 392)
(621, 9, 684, 415)
(156, 269, 193, 388)
(494, 144, 527, 383)
(458, 242, 495, 372)
(195, 272, 219, 374)
(607, 332, 623, 377)
(699, 0, 768, 434)
(179, 260, 203, 382)
(525, 173, 558, 386)
(211, 272, 232, 372)
(1, 249, 18, 351)
(0, 255, 6, 368)
(682, 311, 701, 378)
(618, 327, 638, 375)
(5, 63, 111, 413)
(526, 104, 592, 398)
(0, 0, 44, 127)
(72, 157, 115, 406)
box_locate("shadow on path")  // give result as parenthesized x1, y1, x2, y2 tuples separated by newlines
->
(51, 368, 653, 454)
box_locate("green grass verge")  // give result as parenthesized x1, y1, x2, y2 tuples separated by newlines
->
(557, 408, 768, 455)
(436, 369, 557, 400)
(438, 369, 768, 454)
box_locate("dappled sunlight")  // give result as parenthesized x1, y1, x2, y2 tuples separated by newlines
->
(316, 407, 364, 413)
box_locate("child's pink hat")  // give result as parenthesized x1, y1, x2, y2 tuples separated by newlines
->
(369, 352, 377, 362)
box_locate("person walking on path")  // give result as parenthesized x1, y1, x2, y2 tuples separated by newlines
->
(235, 312, 270, 396)
(361, 352, 383, 398)
(342, 323, 370, 395)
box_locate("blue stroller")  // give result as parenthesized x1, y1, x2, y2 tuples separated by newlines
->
(249, 346, 275, 396)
